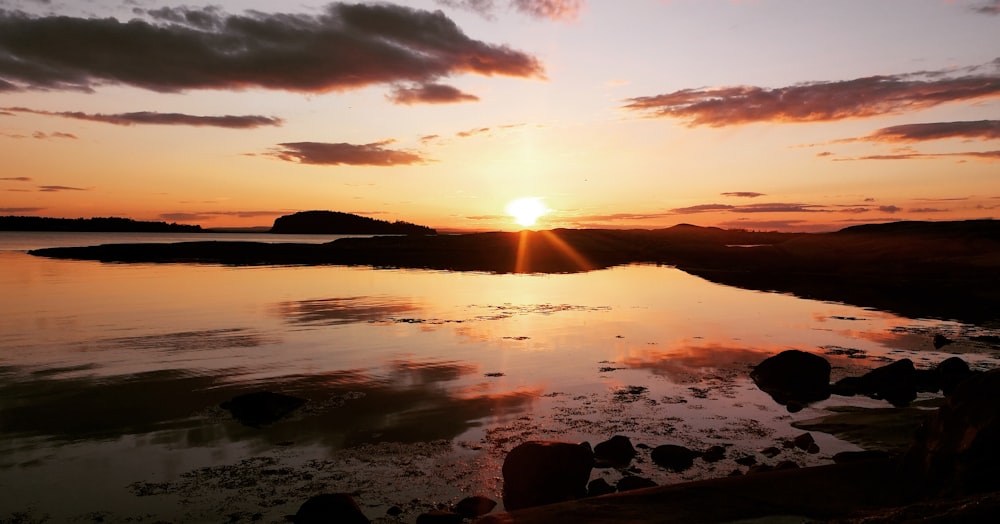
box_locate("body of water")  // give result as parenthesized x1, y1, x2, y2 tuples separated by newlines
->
(1, 232, 997, 522)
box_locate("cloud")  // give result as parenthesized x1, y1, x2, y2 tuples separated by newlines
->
(971, 0, 1000, 15)
(268, 141, 427, 166)
(37, 185, 88, 192)
(159, 210, 284, 222)
(0, 206, 44, 212)
(436, 0, 583, 21)
(837, 150, 1000, 162)
(3, 106, 283, 128)
(857, 120, 1000, 143)
(669, 204, 735, 214)
(670, 202, 822, 215)
(0, 3, 544, 93)
(879, 205, 901, 213)
(622, 60, 1000, 126)
(909, 207, 949, 213)
(457, 126, 491, 138)
(0, 176, 31, 181)
(32, 131, 76, 139)
(720, 191, 764, 198)
(388, 83, 480, 105)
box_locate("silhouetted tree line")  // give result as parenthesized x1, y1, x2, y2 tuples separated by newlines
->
(270, 210, 436, 235)
(0, 216, 202, 232)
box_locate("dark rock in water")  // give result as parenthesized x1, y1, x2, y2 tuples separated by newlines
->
(937, 356, 973, 396)
(858, 359, 917, 407)
(904, 369, 1000, 497)
(220, 391, 307, 427)
(933, 333, 954, 349)
(651, 444, 700, 472)
(760, 446, 782, 458)
(594, 435, 637, 468)
(453, 495, 497, 519)
(832, 450, 891, 464)
(616, 475, 657, 492)
(587, 478, 615, 497)
(751, 350, 831, 408)
(747, 464, 774, 475)
(288, 493, 369, 524)
(774, 460, 800, 470)
(830, 375, 864, 397)
(502, 440, 594, 510)
(386, 505, 403, 517)
(415, 509, 463, 524)
(701, 445, 726, 463)
(914, 368, 940, 393)
(734, 455, 757, 466)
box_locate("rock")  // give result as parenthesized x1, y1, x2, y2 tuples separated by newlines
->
(750, 350, 831, 408)
(453, 495, 496, 519)
(587, 478, 615, 497)
(774, 460, 800, 470)
(288, 493, 369, 524)
(616, 475, 657, 492)
(792, 432, 816, 451)
(386, 506, 403, 517)
(702, 445, 726, 463)
(858, 359, 917, 407)
(734, 455, 757, 466)
(651, 444, 700, 472)
(760, 446, 781, 458)
(830, 375, 864, 397)
(415, 509, 463, 524)
(502, 441, 594, 510)
(937, 356, 973, 395)
(904, 369, 1000, 497)
(933, 333, 953, 349)
(593, 435, 637, 468)
(221, 391, 307, 428)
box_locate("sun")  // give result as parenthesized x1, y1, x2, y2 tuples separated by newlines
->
(505, 197, 549, 227)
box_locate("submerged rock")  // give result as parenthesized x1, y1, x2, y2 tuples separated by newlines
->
(220, 390, 307, 427)
(616, 475, 657, 492)
(453, 495, 497, 519)
(288, 493, 369, 524)
(750, 350, 831, 409)
(587, 478, 616, 497)
(502, 440, 594, 510)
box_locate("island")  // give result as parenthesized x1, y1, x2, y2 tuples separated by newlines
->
(270, 210, 436, 235)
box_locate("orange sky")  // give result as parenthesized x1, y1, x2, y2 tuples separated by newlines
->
(1, 0, 998, 232)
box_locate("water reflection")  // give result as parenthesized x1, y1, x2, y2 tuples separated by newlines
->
(273, 296, 423, 326)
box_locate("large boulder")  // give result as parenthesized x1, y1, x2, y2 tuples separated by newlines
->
(750, 350, 831, 410)
(904, 369, 1000, 497)
(502, 441, 594, 510)
(593, 435, 637, 468)
(857, 359, 917, 407)
(651, 444, 701, 472)
(288, 493, 369, 524)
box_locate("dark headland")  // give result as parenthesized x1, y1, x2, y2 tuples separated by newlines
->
(0, 215, 201, 232)
(29, 219, 999, 324)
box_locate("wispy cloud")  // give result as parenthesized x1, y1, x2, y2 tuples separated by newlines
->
(3, 107, 283, 128)
(457, 126, 492, 138)
(388, 83, 480, 105)
(835, 150, 1000, 162)
(852, 120, 1000, 143)
(971, 0, 1000, 15)
(37, 185, 88, 192)
(0, 206, 44, 213)
(670, 202, 823, 214)
(268, 141, 427, 166)
(623, 60, 1000, 126)
(31, 131, 76, 139)
(0, 176, 31, 181)
(437, 0, 583, 21)
(721, 191, 764, 198)
(159, 210, 285, 222)
(0, 3, 544, 93)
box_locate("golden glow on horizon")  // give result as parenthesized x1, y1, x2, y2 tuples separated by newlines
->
(505, 197, 549, 227)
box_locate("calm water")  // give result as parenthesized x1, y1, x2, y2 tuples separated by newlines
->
(1, 232, 997, 522)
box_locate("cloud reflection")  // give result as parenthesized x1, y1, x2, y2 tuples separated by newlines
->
(272, 296, 423, 326)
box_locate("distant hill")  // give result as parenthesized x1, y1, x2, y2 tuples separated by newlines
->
(270, 210, 435, 235)
(0, 215, 202, 233)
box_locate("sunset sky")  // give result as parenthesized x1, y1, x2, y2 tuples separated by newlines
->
(1, 0, 998, 232)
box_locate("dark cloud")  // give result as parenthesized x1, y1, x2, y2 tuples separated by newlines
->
(269, 141, 427, 166)
(623, 61, 1000, 126)
(0, 3, 544, 93)
(0, 176, 31, 181)
(971, 1, 1000, 15)
(909, 207, 948, 213)
(3, 106, 283, 128)
(32, 131, 76, 139)
(720, 191, 764, 198)
(388, 83, 480, 105)
(837, 150, 1000, 162)
(37, 185, 88, 192)
(0, 206, 44, 212)
(879, 205, 901, 213)
(159, 210, 284, 222)
(437, 0, 583, 21)
(859, 120, 1000, 143)
(669, 204, 734, 214)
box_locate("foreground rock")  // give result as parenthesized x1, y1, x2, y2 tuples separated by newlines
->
(502, 441, 594, 510)
(750, 349, 831, 410)
(220, 391, 307, 427)
(904, 368, 1000, 497)
(288, 493, 369, 524)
